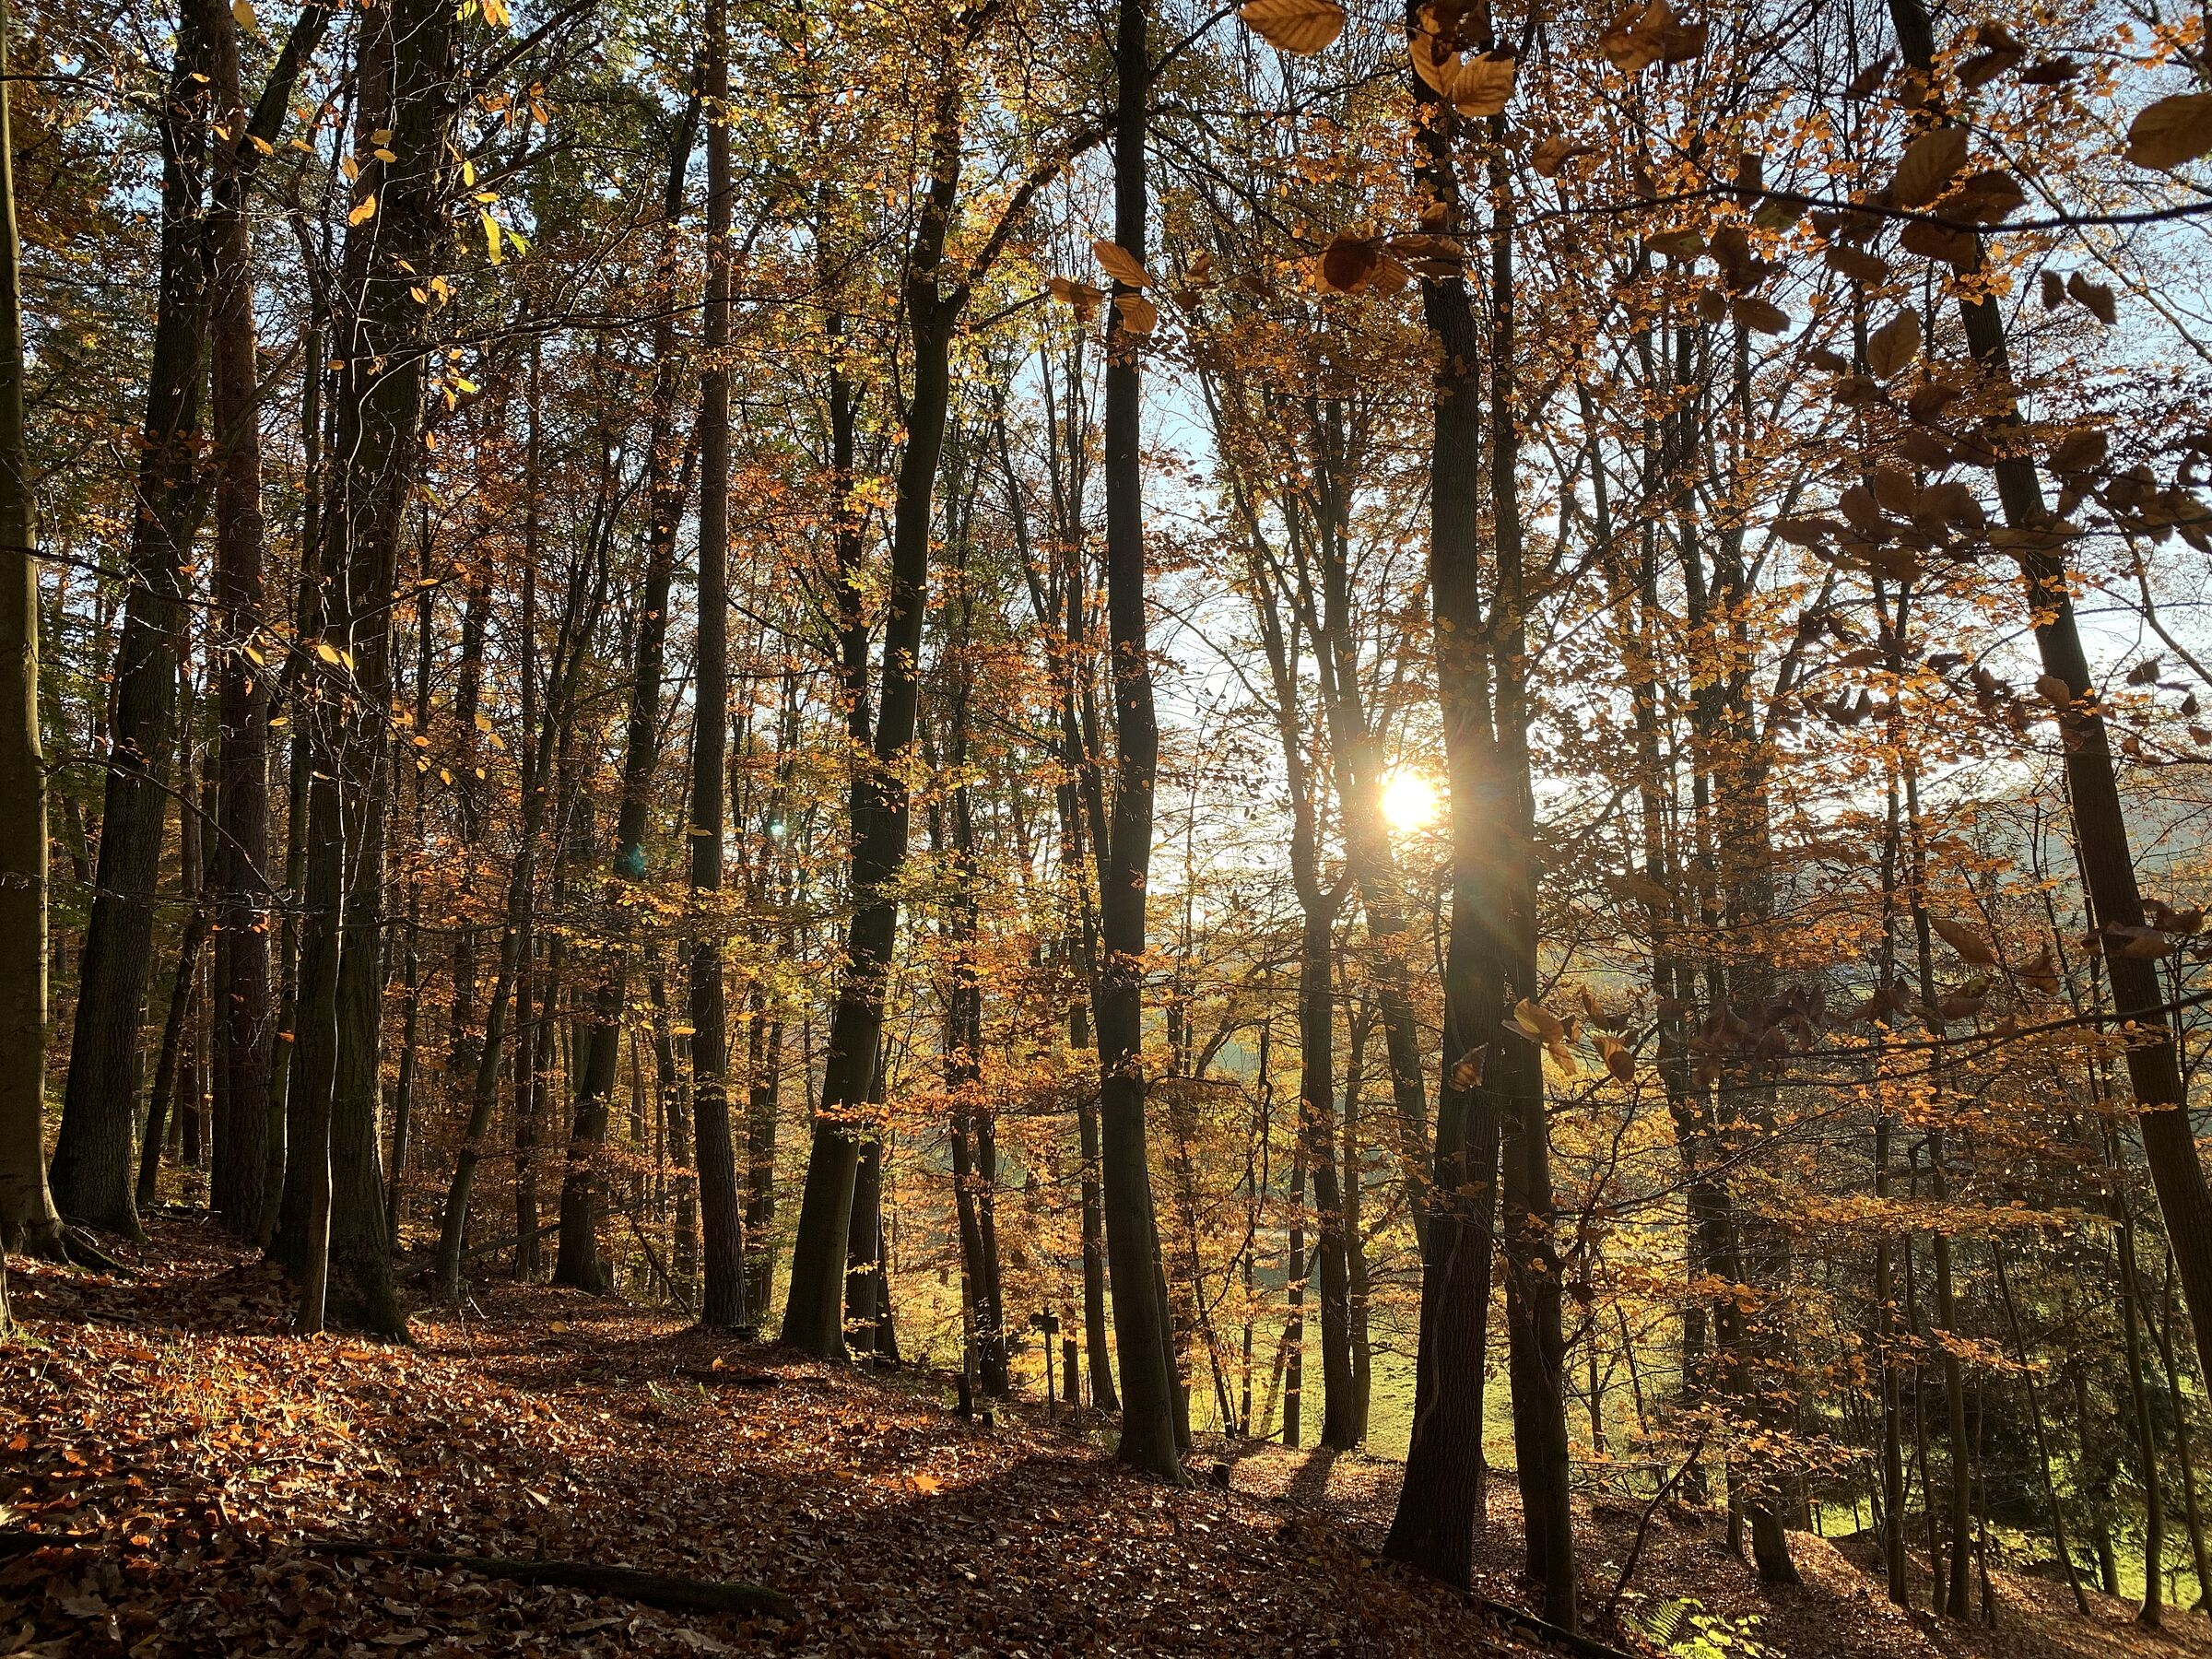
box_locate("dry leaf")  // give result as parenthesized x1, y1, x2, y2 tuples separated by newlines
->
(1239, 0, 1346, 55)
(1889, 124, 1969, 207)
(2126, 92, 2212, 170)
(1930, 914, 1998, 965)
(1866, 310, 1921, 379)
(1092, 239, 1151, 288)
(1113, 293, 1159, 335)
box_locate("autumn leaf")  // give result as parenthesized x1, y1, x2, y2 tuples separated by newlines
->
(1865, 311, 1920, 379)
(1092, 240, 1151, 289)
(1729, 295, 1788, 335)
(1113, 294, 1159, 335)
(1316, 233, 1382, 294)
(1450, 50, 1519, 117)
(2066, 271, 2116, 324)
(1930, 915, 1998, 965)
(1889, 124, 1969, 208)
(1238, 0, 1346, 56)
(2126, 92, 2212, 170)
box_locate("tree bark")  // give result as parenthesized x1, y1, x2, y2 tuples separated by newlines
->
(686, 0, 746, 1331)
(288, 0, 456, 1335)
(0, 0, 56, 1271)
(554, 99, 697, 1294)
(49, 0, 211, 1238)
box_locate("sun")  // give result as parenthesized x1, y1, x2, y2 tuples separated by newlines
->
(1380, 771, 1441, 834)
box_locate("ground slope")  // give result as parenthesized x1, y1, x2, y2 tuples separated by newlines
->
(6, 1220, 2207, 1659)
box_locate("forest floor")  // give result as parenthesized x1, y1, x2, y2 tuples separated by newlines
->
(0, 1218, 2206, 1659)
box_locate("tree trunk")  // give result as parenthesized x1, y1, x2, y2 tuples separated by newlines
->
(781, 56, 970, 1359)
(1086, 0, 1181, 1482)
(0, 0, 56, 1271)
(1384, 68, 1500, 1586)
(50, 0, 211, 1239)
(686, 0, 745, 1331)
(554, 99, 697, 1294)
(1886, 0, 2212, 1445)
(289, 0, 455, 1335)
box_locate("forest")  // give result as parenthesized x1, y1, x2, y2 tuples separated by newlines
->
(8, 0, 2212, 1651)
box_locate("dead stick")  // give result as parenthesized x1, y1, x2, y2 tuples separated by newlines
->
(306, 1539, 793, 1618)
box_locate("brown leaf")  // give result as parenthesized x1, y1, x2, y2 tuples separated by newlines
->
(1317, 232, 1382, 293)
(1890, 124, 1969, 207)
(1238, 0, 1347, 56)
(1729, 294, 1788, 335)
(1451, 50, 1519, 116)
(1531, 135, 1597, 177)
(1866, 310, 1921, 378)
(1900, 218, 1979, 269)
(1092, 240, 1151, 288)
(1930, 914, 1999, 965)
(1113, 294, 1159, 335)
(2017, 947, 2061, 995)
(2066, 271, 2116, 324)
(1847, 52, 1894, 98)
(1643, 227, 1705, 260)
(2126, 92, 2212, 170)
(1598, 0, 1673, 73)
(1826, 244, 1890, 284)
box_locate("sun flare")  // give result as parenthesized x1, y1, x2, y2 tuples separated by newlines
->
(1380, 771, 1441, 834)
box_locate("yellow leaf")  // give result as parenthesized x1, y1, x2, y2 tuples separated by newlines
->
(1114, 294, 1159, 335)
(482, 209, 502, 265)
(1093, 239, 1151, 288)
(1237, 0, 1344, 55)
(230, 0, 259, 32)
(347, 192, 377, 227)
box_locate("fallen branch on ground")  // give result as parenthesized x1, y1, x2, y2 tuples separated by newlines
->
(304, 1539, 794, 1618)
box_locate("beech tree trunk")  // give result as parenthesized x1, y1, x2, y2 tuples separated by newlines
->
(288, 0, 456, 1335)
(0, 0, 56, 1274)
(1386, 56, 1500, 1588)
(687, 0, 746, 1330)
(49, 0, 210, 1239)
(554, 98, 697, 1296)
(1886, 0, 2212, 1454)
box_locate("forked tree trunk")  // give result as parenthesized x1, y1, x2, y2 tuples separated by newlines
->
(288, 0, 455, 1335)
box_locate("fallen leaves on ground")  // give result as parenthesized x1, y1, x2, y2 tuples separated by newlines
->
(3, 1220, 1533, 1656)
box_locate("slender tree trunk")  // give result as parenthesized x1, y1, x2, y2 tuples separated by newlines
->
(0, 0, 56, 1278)
(687, 0, 745, 1330)
(781, 52, 971, 1359)
(1385, 67, 1500, 1584)
(1994, 1241, 2090, 1614)
(554, 100, 697, 1294)
(1885, 0, 2212, 1436)
(1085, 0, 1181, 1481)
(2150, 1252, 2212, 1614)
(49, 0, 211, 1238)
(203, 0, 329, 1241)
